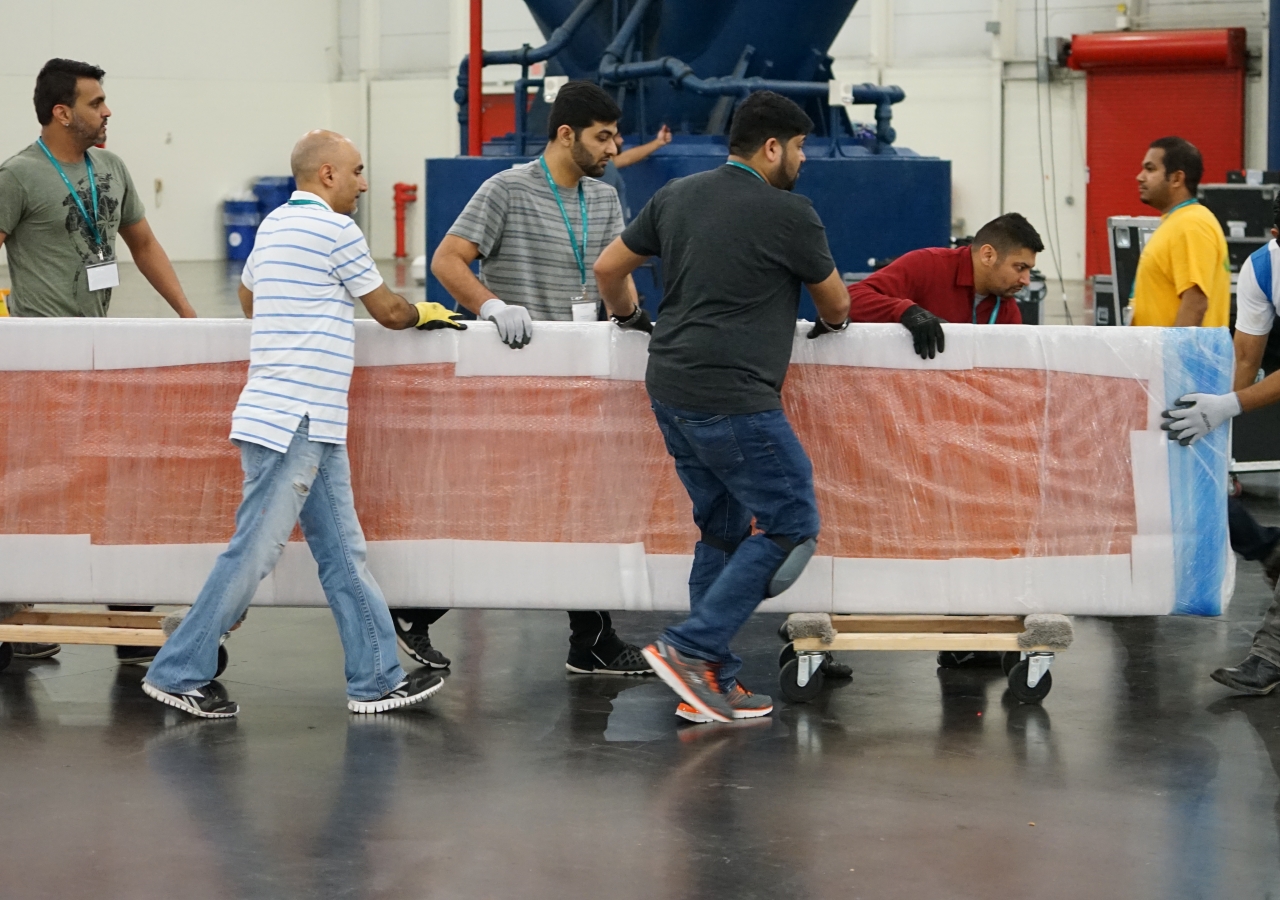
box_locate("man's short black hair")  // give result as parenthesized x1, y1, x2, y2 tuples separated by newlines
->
(1150, 136, 1204, 193)
(728, 91, 813, 157)
(973, 213, 1044, 257)
(34, 58, 105, 126)
(546, 81, 621, 140)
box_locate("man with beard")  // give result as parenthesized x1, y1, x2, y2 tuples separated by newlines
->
(392, 81, 653, 677)
(0, 57, 196, 665)
(593, 91, 851, 723)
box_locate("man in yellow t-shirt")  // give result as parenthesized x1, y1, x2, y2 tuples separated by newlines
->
(1131, 136, 1231, 328)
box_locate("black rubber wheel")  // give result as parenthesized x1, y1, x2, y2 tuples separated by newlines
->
(779, 657, 824, 703)
(1001, 651, 1022, 677)
(778, 641, 797, 670)
(215, 644, 229, 678)
(1007, 660, 1052, 704)
(0, 642, 11, 673)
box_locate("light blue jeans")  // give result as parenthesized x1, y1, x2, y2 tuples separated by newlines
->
(145, 418, 406, 700)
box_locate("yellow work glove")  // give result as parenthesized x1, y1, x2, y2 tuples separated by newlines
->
(414, 301, 467, 331)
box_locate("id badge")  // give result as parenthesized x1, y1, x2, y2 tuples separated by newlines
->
(571, 298, 599, 322)
(86, 260, 120, 292)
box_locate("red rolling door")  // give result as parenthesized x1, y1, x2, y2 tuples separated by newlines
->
(1070, 29, 1247, 278)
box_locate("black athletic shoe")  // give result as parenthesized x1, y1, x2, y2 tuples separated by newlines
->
(1211, 654, 1280, 696)
(820, 652, 852, 678)
(142, 679, 238, 718)
(11, 642, 60, 660)
(348, 668, 444, 714)
(393, 617, 451, 668)
(937, 650, 1003, 669)
(116, 645, 157, 665)
(566, 640, 654, 675)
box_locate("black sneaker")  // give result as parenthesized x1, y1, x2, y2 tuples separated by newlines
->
(116, 645, 157, 665)
(11, 642, 60, 660)
(1211, 654, 1280, 696)
(937, 650, 1003, 669)
(820, 652, 852, 678)
(142, 679, 238, 718)
(393, 618, 451, 668)
(566, 640, 654, 675)
(348, 668, 444, 714)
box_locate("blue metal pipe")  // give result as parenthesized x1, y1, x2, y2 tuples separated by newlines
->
(1270, 0, 1280, 170)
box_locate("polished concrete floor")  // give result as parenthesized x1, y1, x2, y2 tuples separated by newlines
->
(4, 500, 1280, 899)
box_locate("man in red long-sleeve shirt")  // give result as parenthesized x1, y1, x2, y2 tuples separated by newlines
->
(848, 213, 1044, 359)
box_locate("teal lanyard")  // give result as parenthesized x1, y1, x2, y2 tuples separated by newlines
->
(37, 138, 103, 256)
(538, 157, 588, 288)
(972, 296, 1001, 325)
(725, 160, 765, 183)
(287, 198, 330, 209)
(1166, 198, 1198, 215)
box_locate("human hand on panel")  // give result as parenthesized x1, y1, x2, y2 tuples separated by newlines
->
(1160, 392, 1242, 446)
(899, 304, 945, 359)
(611, 304, 653, 334)
(480, 298, 533, 349)
(414, 302, 467, 331)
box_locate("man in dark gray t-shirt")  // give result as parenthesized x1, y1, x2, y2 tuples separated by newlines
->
(595, 92, 852, 725)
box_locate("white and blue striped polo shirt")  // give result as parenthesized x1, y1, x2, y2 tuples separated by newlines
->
(231, 190, 383, 451)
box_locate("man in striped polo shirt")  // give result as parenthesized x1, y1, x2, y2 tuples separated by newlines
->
(396, 81, 652, 677)
(143, 130, 466, 718)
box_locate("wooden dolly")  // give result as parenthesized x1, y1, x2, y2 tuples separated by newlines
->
(0, 608, 231, 675)
(780, 614, 1062, 705)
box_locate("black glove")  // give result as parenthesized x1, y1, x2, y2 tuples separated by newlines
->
(899, 304, 945, 359)
(611, 305, 654, 334)
(806, 316, 848, 339)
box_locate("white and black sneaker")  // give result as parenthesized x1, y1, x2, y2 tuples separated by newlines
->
(142, 679, 239, 719)
(347, 668, 444, 714)
(393, 618, 451, 668)
(565, 640, 654, 675)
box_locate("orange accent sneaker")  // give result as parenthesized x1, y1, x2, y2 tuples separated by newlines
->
(641, 640, 733, 723)
(675, 680, 773, 723)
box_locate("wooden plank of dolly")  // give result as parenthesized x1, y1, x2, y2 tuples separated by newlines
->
(8, 610, 167, 629)
(794, 633, 1035, 652)
(0, 625, 166, 646)
(830, 615, 1025, 634)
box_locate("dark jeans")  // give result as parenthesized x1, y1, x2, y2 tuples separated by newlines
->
(1229, 496, 1280, 561)
(391, 608, 618, 649)
(649, 397, 820, 689)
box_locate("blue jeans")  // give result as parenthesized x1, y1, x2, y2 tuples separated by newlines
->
(146, 418, 406, 700)
(649, 397, 821, 689)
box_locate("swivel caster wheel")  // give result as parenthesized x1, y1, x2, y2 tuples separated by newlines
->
(778, 641, 797, 669)
(0, 642, 11, 673)
(1007, 659, 1052, 704)
(215, 645, 229, 678)
(779, 655, 825, 703)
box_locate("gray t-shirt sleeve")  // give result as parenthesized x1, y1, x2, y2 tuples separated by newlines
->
(786, 201, 836, 284)
(116, 158, 145, 227)
(448, 174, 508, 258)
(0, 167, 25, 235)
(621, 191, 661, 257)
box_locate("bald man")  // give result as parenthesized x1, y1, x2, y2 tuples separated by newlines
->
(143, 130, 466, 719)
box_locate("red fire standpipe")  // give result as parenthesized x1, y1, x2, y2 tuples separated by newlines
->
(468, 0, 483, 156)
(393, 182, 418, 259)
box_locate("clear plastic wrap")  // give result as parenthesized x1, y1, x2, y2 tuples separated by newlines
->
(0, 319, 1232, 615)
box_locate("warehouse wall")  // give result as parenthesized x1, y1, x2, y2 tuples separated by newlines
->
(0, 0, 339, 264)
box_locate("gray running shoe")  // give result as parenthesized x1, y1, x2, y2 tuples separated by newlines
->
(142, 679, 238, 719)
(348, 668, 444, 714)
(12, 643, 60, 660)
(676, 680, 773, 723)
(641, 640, 732, 723)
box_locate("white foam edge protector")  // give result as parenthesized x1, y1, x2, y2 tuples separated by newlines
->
(1130, 429, 1174, 536)
(9, 537, 1170, 616)
(1, 320, 1171, 385)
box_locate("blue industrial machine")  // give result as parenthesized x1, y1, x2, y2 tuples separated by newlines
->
(425, 0, 951, 319)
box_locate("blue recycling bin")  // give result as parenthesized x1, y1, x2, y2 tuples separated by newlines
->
(253, 176, 296, 217)
(223, 199, 260, 261)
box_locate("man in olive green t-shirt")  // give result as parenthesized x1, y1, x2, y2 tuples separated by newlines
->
(0, 58, 194, 319)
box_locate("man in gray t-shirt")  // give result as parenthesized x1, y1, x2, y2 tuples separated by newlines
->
(395, 82, 649, 677)
(0, 58, 194, 319)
